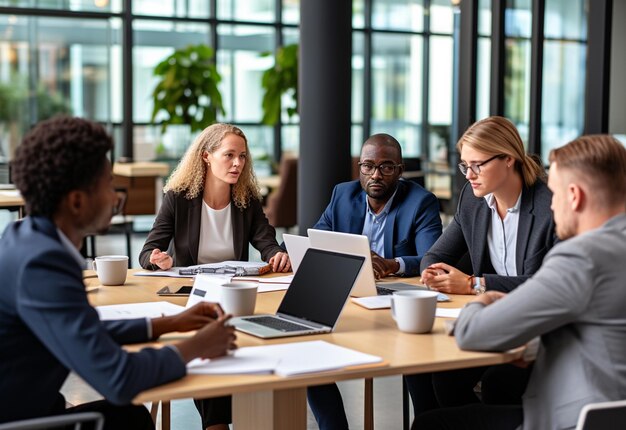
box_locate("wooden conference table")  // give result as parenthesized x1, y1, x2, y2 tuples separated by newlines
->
(86, 271, 522, 430)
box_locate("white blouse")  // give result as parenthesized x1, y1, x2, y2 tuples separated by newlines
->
(197, 201, 236, 264)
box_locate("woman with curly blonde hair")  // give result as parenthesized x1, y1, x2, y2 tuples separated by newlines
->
(139, 124, 290, 430)
(139, 123, 290, 272)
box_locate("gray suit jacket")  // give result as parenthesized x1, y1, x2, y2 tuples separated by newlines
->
(455, 214, 626, 430)
(139, 191, 283, 269)
(420, 180, 557, 292)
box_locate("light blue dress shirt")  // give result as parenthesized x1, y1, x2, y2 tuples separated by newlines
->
(361, 190, 406, 274)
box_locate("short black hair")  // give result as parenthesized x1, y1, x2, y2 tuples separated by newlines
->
(12, 116, 113, 217)
(363, 133, 403, 161)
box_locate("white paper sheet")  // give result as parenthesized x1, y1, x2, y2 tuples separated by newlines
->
(351, 292, 450, 310)
(435, 308, 462, 319)
(186, 340, 383, 377)
(236, 275, 294, 284)
(96, 301, 185, 320)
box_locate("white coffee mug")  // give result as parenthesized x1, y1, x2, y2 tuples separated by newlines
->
(92, 255, 128, 286)
(391, 290, 439, 333)
(219, 282, 258, 316)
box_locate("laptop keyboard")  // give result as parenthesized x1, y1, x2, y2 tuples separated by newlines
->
(243, 316, 312, 332)
(376, 286, 394, 295)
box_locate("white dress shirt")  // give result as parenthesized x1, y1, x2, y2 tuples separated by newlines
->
(485, 192, 522, 276)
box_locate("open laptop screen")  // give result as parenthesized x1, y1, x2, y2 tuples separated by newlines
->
(277, 248, 364, 328)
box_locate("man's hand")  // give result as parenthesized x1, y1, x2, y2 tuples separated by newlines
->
(269, 251, 291, 272)
(151, 302, 225, 339)
(149, 248, 173, 270)
(370, 251, 400, 279)
(420, 262, 472, 294)
(472, 290, 506, 306)
(175, 315, 238, 362)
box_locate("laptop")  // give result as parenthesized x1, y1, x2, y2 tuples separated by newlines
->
(307, 229, 427, 297)
(228, 248, 365, 339)
(282, 233, 310, 273)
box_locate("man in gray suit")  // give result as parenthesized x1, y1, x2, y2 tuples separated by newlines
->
(414, 134, 626, 430)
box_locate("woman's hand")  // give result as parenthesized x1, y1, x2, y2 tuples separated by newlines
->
(269, 251, 291, 272)
(149, 248, 173, 270)
(421, 262, 473, 294)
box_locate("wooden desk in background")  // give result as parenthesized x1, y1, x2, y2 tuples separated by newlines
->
(86, 272, 523, 430)
(112, 162, 169, 215)
(0, 190, 25, 217)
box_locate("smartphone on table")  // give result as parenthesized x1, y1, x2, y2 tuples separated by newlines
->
(156, 285, 193, 296)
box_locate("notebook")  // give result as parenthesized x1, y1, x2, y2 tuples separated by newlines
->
(228, 248, 364, 339)
(282, 233, 310, 273)
(307, 229, 428, 297)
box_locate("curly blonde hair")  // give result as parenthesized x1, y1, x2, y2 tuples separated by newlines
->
(456, 116, 546, 187)
(163, 123, 261, 209)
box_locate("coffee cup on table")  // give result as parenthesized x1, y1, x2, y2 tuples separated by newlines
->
(391, 290, 439, 333)
(219, 282, 258, 316)
(92, 255, 128, 286)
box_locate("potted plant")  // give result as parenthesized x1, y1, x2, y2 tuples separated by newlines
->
(151, 44, 225, 133)
(260, 44, 298, 126)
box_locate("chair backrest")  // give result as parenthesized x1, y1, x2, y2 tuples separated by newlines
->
(264, 157, 298, 228)
(575, 400, 626, 430)
(0, 412, 104, 430)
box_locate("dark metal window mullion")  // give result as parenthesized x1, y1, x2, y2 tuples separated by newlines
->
(420, 0, 431, 160)
(274, 0, 283, 162)
(363, 0, 373, 144)
(528, 0, 545, 155)
(490, 0, 505, 116)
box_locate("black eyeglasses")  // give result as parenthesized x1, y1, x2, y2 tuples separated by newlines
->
(358, 162, 402, 176)
(458, 155, 504, 176)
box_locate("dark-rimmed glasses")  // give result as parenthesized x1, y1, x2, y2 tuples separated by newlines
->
(458, 154, 504, 176)
(358, 162, 402, 176)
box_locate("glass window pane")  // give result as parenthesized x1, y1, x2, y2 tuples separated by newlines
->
(283, 0, 300, 25)
(372, 0, 424, 32)
(544, 0, 586, 40)
(352, 125, 363, 157)
(430, 0, 454, 34)
(133, 21, 211, 124)
(352, 32, 365, 124)
(353, 0, 366, 29)
(541, 41, 586, 161)
(238, 125, 274, 171)
(504, 39, 531, 145)
(505, 0, 532, 38)
(281, 124, 299, 158)
(133, 0, 209, 18)
(372, 34, 423, 156)
(217, 0, 275, 22)
(0, 16, 120, 167)
(428, 36, 453, 159)
(476, 38, 491, 121)
(478, 0, 492, 36)
(0, 0, 121, 13)
(283, 28, 299, 46)
(217, 25, 274, 123)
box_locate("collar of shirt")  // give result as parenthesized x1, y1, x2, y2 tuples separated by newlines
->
(484, 191, 522, 214)
(365, 188, 398, 219)
(56, 228, 87, 269)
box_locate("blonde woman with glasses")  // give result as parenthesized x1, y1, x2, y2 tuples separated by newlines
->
(406, 116, 557, 417)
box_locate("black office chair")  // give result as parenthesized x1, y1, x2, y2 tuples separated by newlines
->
(82, 188, 132, 267)
(0, 412, 104, 430)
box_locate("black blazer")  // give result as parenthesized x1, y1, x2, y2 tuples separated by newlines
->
(420, 180, 557, 292)
(139, 191, 283, 269)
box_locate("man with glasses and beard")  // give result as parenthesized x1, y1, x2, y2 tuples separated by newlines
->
(307, 133, 442, 430)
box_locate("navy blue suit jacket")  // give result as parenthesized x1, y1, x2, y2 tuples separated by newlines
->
(312, 179, 442, 276)
(0, 217, 186, 423)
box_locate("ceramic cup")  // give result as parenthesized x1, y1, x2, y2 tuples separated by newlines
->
(92, 255, 128, 286)
(219, 282, 258, 316)
(391, 290, 439, 333)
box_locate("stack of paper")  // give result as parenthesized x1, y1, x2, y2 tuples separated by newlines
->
(351, 293, 450, 310)
(96, 301, 185, 320)
(187, 340, 383, 377)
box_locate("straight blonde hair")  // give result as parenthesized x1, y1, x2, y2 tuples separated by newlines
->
(456, 116, 545, 187)
(164, 123, 261, 209)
